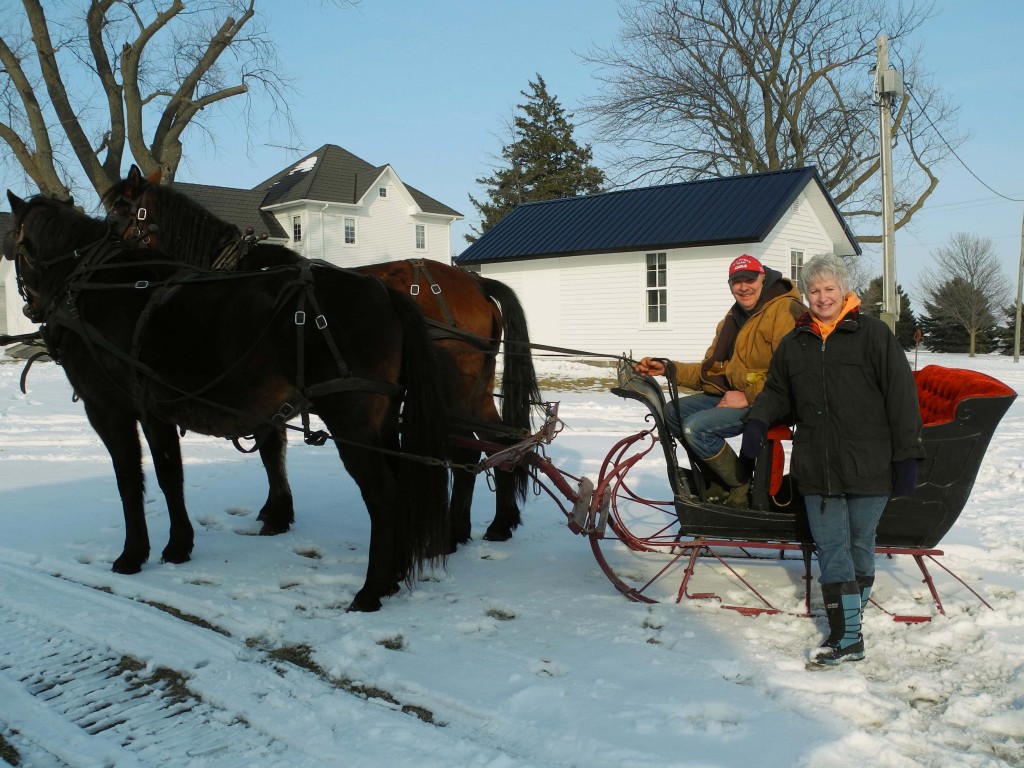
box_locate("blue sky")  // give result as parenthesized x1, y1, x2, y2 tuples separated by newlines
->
(182, 1, 1024, 309)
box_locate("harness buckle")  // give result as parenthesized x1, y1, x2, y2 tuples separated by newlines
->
(431, 284, 442, 295)
(294, 311, 306, 325)
(275, 402, 297, 421)
(315, 315, 328, 330)
(135, 280, 149, 289)
(137, 207, 148, 221)
(410, 284, 420, 296)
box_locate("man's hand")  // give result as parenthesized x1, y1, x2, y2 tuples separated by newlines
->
(716, 390, 749, 408)
(634, 357, 666, 377)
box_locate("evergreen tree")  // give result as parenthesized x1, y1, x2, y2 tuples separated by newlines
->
(993, 304, 1019, 355)
(919, 278, 998, 354)
(467, 74, 605, 242)
(860, 277, 918, 350)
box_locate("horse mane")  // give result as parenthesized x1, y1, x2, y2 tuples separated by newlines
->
(30, 195, 109, 247)
(104, 178, 241, 269)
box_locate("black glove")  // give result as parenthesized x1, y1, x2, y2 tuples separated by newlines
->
(740, 419, 768, 461)
(892, 458, 919, 496)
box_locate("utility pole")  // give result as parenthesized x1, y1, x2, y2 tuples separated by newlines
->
(874, 35, 903, 334)
(1015, 206, 1023, 363)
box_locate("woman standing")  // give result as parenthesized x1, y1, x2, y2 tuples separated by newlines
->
(741, 254, 924, 668)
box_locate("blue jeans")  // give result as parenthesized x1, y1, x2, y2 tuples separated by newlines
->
(663, 393, 749, 460)
(803, 494, 888, 584)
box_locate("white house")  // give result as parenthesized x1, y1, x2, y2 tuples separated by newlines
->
(454, 167, 860, 363)
(178, 144, 463, 268)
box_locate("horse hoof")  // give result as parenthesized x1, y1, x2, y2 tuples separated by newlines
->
(259, 521, 290, 536)
(112, 557, 144, 574)
(482, 528, 513, 542)
(161, 548, 192, 565)
(346, 596, 382, 612)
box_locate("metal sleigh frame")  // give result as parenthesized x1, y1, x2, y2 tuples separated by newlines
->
(502, 359, 1015, 624)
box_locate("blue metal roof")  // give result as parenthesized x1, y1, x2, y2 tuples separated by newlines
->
(455, 167, 859, 265)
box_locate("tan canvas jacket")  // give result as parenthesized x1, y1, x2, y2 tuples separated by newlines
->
(672, 278, 805, 405)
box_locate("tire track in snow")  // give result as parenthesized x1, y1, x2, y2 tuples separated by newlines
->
(0, 560, 528, 767)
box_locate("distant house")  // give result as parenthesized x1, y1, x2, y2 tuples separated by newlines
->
(0, 210, 29, 338)
(1, 145, 462, 338)
(453, 167, 859, 362)
(177, 144, 463, 268)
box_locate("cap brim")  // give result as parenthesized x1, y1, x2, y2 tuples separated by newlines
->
(729, 270, 761, 283)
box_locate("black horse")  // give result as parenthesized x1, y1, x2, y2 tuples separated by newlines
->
(4, 191, 451, 612)
(101, 166, 542, 544)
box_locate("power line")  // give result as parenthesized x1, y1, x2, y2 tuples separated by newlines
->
(907, 86, 1024, 203)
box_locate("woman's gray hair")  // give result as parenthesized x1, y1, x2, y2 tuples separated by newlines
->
(799, 254, 850, 296)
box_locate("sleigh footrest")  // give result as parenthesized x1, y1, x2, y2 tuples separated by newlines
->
(569, 476, 595, 534)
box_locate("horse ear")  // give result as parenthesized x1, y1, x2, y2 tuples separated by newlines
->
(7, 190, 25, 213)
(146, 167, 162, 184)
(127, 165, 143, 184)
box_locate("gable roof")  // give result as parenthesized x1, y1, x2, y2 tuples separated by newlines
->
(255, 144, 462, 217)
(171, 144, 461, 239)
(454, 166, 859, 265)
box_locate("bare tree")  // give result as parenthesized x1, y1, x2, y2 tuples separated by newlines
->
(920, 232, 1010, 357)
(582, 0, 964, 243)
(0, 1, 351, 204)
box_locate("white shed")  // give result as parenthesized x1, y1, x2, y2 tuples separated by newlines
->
(454, 167, 859, 362)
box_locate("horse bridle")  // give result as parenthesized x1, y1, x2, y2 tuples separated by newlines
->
(106, 187, 158, 247)
(8, 217, 115, 324)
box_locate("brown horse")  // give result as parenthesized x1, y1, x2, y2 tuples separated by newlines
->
(102, 166, 541, 544)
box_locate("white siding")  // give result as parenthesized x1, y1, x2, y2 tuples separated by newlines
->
(1, 259, 37, 336)
(266, 171, 454, 268)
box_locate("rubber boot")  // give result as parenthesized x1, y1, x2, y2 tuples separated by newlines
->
(857, 575, 874, 615)
(809, 581, 865, 668)
(702, 444, 751, 508)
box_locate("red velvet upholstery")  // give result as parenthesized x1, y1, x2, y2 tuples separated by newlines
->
(765, 424, 792, 496)
(914, 365, 1016, 426)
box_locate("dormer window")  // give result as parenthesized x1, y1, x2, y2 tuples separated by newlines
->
(378, 186, 388, 198)
(292, 215, 302, 243)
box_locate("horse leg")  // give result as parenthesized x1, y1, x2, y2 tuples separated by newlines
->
(449, 442, 480, 548)
(140, 421, 194, 565)
(483, 466, 523, 542)
(255, 424, 295, 535)
(333, 441, 403, 612)
(82, 404, 150, 573)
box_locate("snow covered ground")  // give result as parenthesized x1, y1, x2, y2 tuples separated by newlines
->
(0, 348, 1022, 767)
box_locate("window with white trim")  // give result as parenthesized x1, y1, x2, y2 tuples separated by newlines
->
(790, 249, 804, 283)
(292, 215, 302, 243)
(645, 252, 667, 323)
(344, 217, 356, 245)
(415, 224, 426, 250)
(378, 186, 388, 198)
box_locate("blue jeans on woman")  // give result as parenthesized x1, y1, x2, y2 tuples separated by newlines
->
(664, 393, 749, 460)
(803, 494, 889, 584)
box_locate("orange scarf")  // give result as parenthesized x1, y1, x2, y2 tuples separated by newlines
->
(814, 292, 861, 342)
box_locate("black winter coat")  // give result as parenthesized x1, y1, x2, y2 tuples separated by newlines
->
(747, 308, 925, 497)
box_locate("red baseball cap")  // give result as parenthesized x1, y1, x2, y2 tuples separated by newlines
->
(728, 254, 765, 283)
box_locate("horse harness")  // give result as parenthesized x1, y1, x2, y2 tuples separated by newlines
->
(13, 229, 405, 448)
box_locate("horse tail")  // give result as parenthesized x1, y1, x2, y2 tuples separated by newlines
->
(389, 289, 452, 580)
(476, 277, 541, 503)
